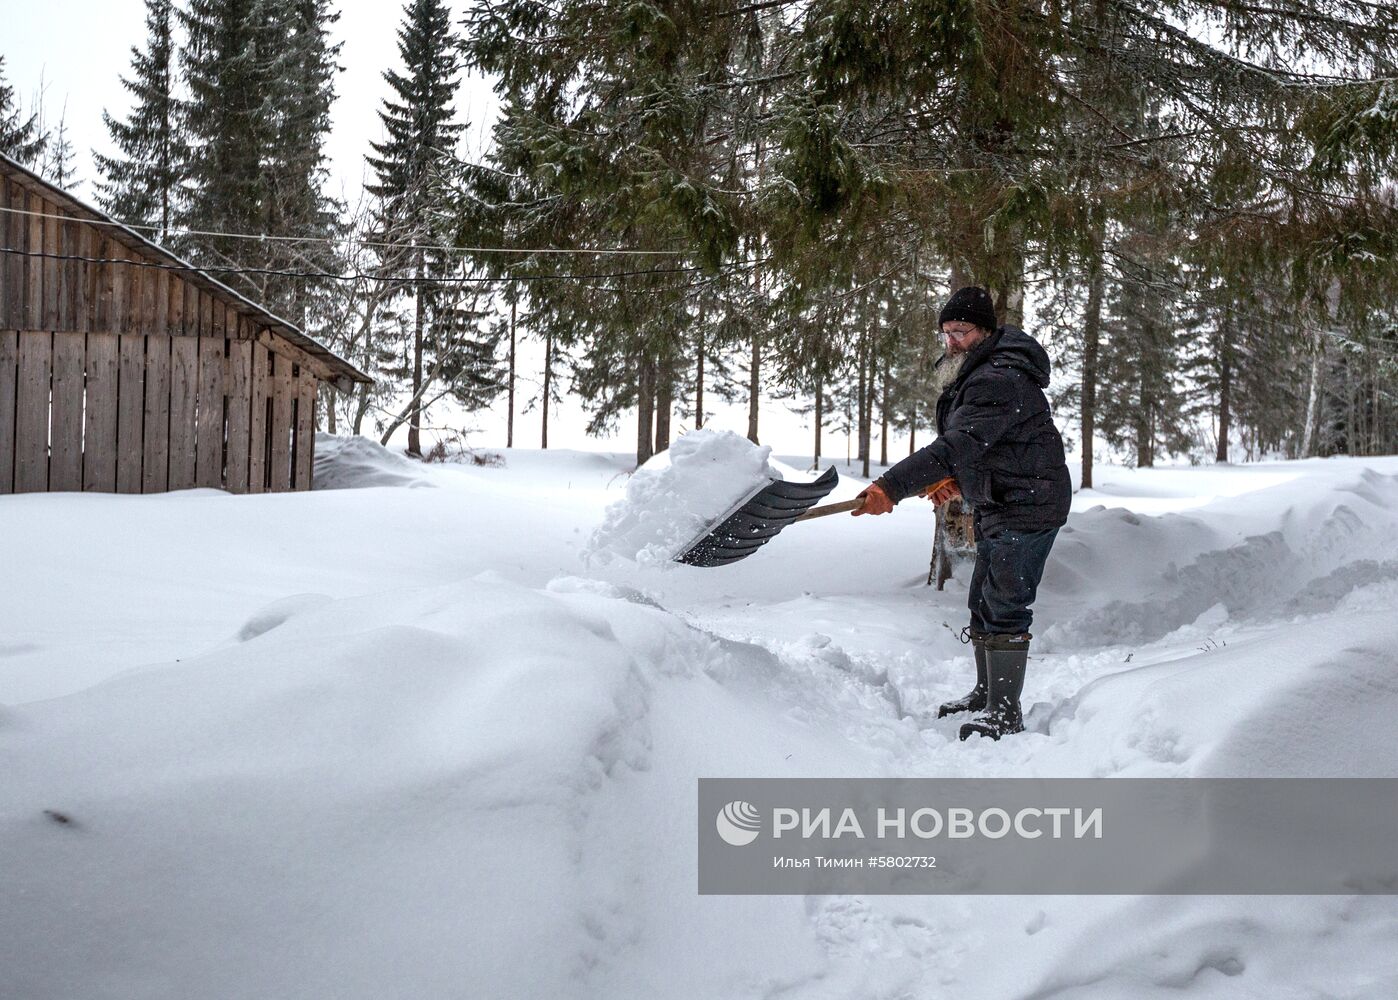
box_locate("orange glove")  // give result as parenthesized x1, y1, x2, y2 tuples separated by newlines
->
(852, 482, 894, 516)
(922, 476, 961, 506)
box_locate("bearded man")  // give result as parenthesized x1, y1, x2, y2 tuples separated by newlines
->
(854, 286, 1071, 741)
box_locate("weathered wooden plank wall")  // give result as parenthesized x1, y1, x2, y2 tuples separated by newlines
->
(294, 373, 315, 490)
(49, 331, 85, 491)
(116, 333, 145, 493)
(168, 334, 198, 490)
(42, 205, 58, 329)
(0, 180, 18, 325)
(26, 192, 42, 328)
(0, 329, 319, 496)
(83, 333, 120, 492)
(14, 331, 49, 492)
(196, 335, 224, 488)
(248, 345, 269, 494)
(0, 330, 16, 493)
(270, 354, 293, 492)
(141, 333, 171, 493)
(0, 171, 330, 495)
(225, 340, 252, 494)
(0, 184, 294, 341)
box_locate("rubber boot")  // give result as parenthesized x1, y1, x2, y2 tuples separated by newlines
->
(937, 629, 988, 718)
(959, 633, 1029, 741)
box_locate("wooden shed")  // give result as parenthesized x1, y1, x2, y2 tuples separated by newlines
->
(0, 152, 370, 496)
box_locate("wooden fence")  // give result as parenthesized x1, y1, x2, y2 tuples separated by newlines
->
(0, 329, 316, 494)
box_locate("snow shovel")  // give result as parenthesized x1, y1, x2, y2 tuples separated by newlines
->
(675, 471, 956, 568)
(675, 467, 842, 567)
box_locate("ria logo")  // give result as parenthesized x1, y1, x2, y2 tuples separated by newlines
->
(716, 800, 762, 846)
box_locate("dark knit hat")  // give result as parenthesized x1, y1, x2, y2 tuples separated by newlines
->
(938, 286, 997, 332)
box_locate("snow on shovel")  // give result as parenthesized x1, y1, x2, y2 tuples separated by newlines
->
(675, 470, 957, 567)
(674, 467, 850, 567)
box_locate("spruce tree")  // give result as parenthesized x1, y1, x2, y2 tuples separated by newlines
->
(180, 0, 341, 319)
(369, 0, 502, 456)
(180, 0, 269, 267)
(1097, 259, 1194, 467)
(0, 56, 46, 166)
(39, 110, 78, 188)
(94, 0, 184, 238)
(260, 0, 343, 319)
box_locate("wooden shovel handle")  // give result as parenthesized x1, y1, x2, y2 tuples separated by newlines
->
(795, 476, 957, 523)
(794, 498, 865, 521)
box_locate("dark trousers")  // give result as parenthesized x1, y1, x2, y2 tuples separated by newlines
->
(968, 526, 1059, 635)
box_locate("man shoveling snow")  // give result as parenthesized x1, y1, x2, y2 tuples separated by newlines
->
(855, 286, 1072, 742)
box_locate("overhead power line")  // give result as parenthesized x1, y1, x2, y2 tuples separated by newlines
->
(0, 244, 768, 286)
(0, 203, 689, 258)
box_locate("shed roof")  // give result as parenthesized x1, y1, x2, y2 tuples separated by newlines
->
(0, 151, 372, 388)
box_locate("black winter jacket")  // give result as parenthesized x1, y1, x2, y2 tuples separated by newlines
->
(878, 325, 1071, 537)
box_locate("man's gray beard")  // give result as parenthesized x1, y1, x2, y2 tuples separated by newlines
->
(930, 351, 967, 399)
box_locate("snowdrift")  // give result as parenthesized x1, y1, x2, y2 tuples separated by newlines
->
(2, 441, 1397, 999)
(312, 432, 435, 489)
(1044, 466, 1398, 648)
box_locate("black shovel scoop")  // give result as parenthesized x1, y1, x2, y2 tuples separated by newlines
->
(674, 467, 858, 567)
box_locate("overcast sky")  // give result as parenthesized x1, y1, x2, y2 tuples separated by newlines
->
(1, 0, 499, 207)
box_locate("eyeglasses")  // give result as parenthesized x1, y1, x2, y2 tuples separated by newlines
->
(942, 324, 977, 338)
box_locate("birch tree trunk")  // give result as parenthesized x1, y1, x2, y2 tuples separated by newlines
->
(1300, 337, 1323, 458)
(1301, 279, 1339, 458)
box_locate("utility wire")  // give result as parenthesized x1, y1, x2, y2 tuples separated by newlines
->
(0, 203, 691, 258)
(0, 245, 738, 285)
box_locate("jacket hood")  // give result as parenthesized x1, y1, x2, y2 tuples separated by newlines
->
(985, 324, 1052, 388)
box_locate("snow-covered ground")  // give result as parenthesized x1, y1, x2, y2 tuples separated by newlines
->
(3, 434, 1397, 999)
